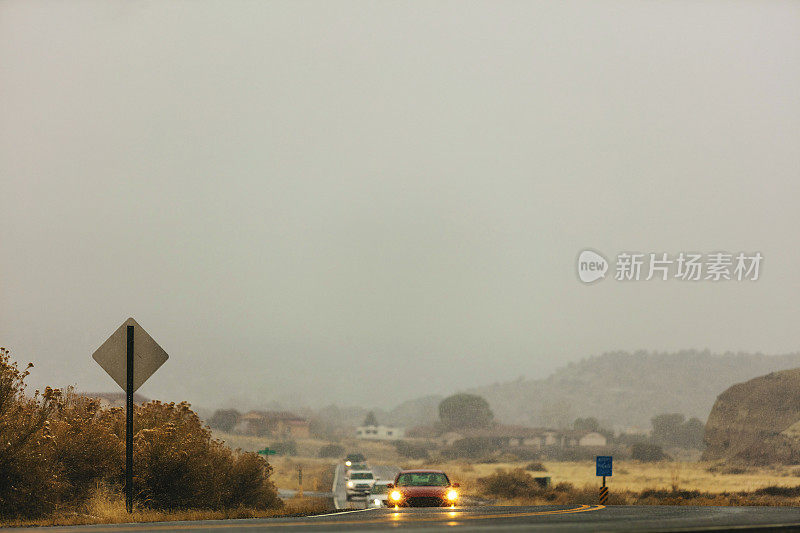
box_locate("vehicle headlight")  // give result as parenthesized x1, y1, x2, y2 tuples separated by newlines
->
(390, 490, 403, 501)
(373, 498, 381, 506)
(345, 460, 351, 467)
(446, 489, 458, 501)
(347, 481, 354, 488)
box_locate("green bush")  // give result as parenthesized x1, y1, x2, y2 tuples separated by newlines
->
(318, 443, 345, 458)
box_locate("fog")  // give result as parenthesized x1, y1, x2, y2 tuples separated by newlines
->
(1, 1, 799, 410)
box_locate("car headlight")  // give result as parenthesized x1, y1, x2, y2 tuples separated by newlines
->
(345, 461, 351, 467)
(347, 481, 354, 488)
(373, 498, 381, 506)
(390, 490, 403, 501)
(446, 489, 458, 501)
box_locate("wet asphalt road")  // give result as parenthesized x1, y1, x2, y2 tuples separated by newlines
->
(8, 504, 800, 532)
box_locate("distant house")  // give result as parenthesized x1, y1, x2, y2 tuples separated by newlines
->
(78, 392, 149, 409)
(458, 425, 607, 449)
(234, 411, 310, 439)
(578, 431, 607, 447)
(356, 424, 404, 441)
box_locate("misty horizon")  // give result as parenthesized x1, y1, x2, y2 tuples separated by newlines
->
(2, 1, 799, 412)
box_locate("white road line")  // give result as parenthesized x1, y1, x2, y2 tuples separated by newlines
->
(309, 507, 379, 518)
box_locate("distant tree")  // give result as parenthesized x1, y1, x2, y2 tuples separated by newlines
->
(393, 440, 430, 460)
(680, 417, 706, 449)
(318, 443, 345, 458)
(573, 417, 601, 432)
(208, 409, 240, 433)
(651, 413, 686, 447)
(651, 413, 705, 449)
(438, 394, 494, 431)
(631, 442, 668, 462)
(363, 411, 378, 427)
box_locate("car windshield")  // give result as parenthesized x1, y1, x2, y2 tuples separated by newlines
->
(350, 472, 373, 480)
(370, 483, 389, 494)
(395, 472, 449, 487)
(350, 464, 368, 470)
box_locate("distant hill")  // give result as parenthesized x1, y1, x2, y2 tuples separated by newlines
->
(464, 350, 800, 429)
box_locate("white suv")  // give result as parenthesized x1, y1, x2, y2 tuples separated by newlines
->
(346, 469, 377, 500)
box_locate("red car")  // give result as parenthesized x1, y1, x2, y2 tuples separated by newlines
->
(386, 469, 460, 507)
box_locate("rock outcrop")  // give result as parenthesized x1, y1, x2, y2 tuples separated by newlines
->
(703, 368, 800, 464)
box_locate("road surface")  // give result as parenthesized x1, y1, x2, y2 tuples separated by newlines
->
(10, 505, 800, 532)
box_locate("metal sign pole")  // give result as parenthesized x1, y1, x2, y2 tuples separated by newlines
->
(126, 325, 134, 513)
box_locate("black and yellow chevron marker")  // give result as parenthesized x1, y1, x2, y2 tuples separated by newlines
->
(599, 485, 609, 504)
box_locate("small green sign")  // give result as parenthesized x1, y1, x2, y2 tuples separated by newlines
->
(257, 447, 278, 455)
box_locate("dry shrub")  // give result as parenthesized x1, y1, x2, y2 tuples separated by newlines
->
(132, 401, 280, 511)
(50, 392, 124, 502)
(477, 469, 554, 499)
(0, 348, 63, 518)
(524, 462, 547, 472)
(0, 348, 280, 520)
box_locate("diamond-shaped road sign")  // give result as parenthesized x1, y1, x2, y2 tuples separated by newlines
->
(92, 317, 168, 392)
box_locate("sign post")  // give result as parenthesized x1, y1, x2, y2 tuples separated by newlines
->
(93, 318, 169, 513)
(596, 456, 612, 505)
(125, 325, 134, 513)
(297, 465, 303, 498)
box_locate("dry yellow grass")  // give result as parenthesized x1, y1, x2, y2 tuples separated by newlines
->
(0, 488, 330, 528)
(209, 432, 405, 491)
(417, 460, 800, 496)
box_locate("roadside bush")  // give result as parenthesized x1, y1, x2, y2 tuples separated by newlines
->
(317, 443, 345, 458)
(0, 348, 63, 518)
(133, 401, 280, 510)
(632, 443, 669, 462)
(477, 469, 543, 499)
(524, 462, 547, 472)
(49, 391, 124, 502)
(393, 440, 430, 460)
(0, 348, 281, 519)
(754, 485, 800, 497)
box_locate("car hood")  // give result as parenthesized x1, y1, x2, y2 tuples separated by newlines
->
(397, 486, 448, 498)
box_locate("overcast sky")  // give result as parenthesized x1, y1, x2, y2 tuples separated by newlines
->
(1, 1, 798, 411)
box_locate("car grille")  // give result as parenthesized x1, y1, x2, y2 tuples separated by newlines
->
(355, 484, 370, 490)
(406, 496, 444, 507)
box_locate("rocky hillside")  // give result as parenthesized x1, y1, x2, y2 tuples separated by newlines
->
(466, 350, 800, 429)
(704, 368, 800, 464)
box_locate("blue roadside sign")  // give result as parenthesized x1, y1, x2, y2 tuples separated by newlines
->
(596, 456, 612, 477)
